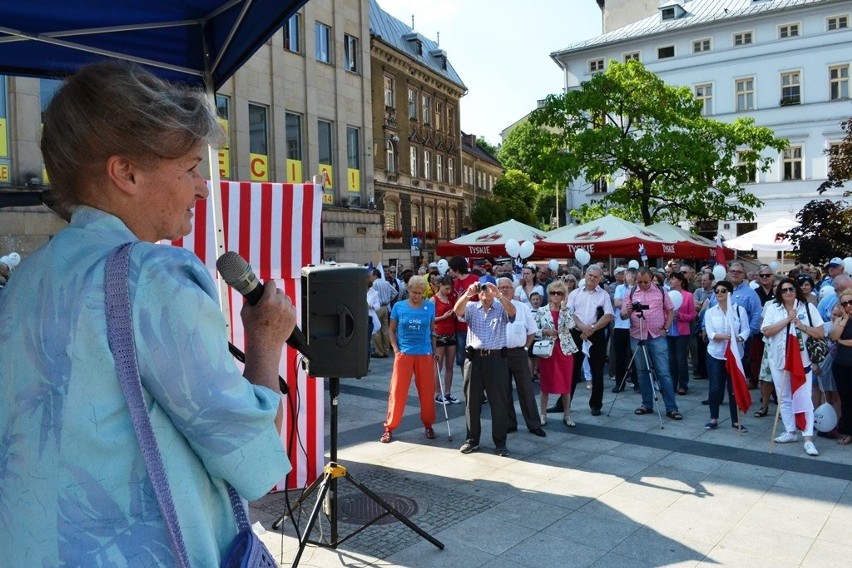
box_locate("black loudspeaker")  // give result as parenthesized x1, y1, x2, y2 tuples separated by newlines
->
(301, 263, 369, 378)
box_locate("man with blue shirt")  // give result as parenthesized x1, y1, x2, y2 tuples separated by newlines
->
(454, 279, 516, 456)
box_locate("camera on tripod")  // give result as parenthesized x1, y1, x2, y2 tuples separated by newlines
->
(631, 301, 649, 312)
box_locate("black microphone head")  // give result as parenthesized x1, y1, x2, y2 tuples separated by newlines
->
(216, 251, 259, 298)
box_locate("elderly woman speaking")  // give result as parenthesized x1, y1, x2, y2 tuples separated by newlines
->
(0, 61, 296, 566)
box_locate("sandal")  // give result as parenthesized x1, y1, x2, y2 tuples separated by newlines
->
(677, 387, 688, 395)
(704, 422, 718, 430)
(665, 411, 683, 421)
(634, 407, 652, 415)
(754, 408, 769, 418)
(380, 430, 392, 443)
(731, 423, 748, 433)
(838, 435, 852, 446)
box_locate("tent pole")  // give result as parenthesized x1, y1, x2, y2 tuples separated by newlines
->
(205, 85, 232, 330)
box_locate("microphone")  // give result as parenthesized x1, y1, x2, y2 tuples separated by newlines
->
(216, 251, 313, 360)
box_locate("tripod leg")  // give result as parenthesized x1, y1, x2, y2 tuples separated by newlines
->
(271, 470, 327, 530)
(606, 345, 641, 416)
(638, 343, 665, 429)
(290, 472, 335, 567)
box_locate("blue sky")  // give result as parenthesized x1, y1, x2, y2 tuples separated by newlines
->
(379, 0, 603, 145)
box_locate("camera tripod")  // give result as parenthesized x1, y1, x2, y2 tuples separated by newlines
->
(271, 377, 444, 567)
(607, 311, 665, 428)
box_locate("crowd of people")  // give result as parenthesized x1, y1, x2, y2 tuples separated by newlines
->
(368, 254, 852, 459)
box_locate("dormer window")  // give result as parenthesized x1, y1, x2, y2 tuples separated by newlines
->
(430, 48, 448, 71)
(659, 2, 686, 21)
(402, 32, 424, 56)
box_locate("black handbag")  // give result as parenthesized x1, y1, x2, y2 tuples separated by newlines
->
(804, 304, 829, 364)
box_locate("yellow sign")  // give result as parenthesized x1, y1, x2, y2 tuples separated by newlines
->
(319, 164, 333, 188)
(286, 159, 303, 183)
(322, 192, 334, 204)
(0, 118, 7, 157)
(249, 153, 268, 181)
(347, 168, 360, 192)
(0, 163, 8, 183)
(218, 148, 231, 180)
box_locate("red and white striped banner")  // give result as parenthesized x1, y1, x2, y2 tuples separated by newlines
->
(173, 181, 324, 490)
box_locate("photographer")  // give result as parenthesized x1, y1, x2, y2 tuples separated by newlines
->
(621, 267, 683, 420)
(454, 279, 516, 456)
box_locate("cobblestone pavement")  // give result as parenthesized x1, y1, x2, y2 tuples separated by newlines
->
(249, 354, 852, 567)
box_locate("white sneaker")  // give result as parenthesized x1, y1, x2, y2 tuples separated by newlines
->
(774, 431, 798, 444)
(804, 441, 819, 456)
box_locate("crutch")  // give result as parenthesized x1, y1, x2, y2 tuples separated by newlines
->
(435, 361, 453, 441)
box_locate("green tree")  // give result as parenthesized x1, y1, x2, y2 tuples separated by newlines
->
(475, 136, 499, 158)
(497, 122, 565, 185)
(530, 59, 788, 225)
(818, 118, 852, 195)
(470, 169, 538, 229)
(787, 200, 852, 264)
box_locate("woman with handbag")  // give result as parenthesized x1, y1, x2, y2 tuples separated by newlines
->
(829, 289, 852, 446)
(761, 278, 826, 456)
(535, 280, 579, 427)
(0, 62, 294, 566)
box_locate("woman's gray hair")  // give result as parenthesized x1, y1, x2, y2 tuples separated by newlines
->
(407, 275, 428, 292)
(41, 60, 223, 208)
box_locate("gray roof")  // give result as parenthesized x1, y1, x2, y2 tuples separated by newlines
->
(552, 0, 830, 56)
(369, 0, 466, 91)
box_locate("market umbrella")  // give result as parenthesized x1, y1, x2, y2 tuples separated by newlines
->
(647, 222, 735, 260)
(436, 219, 548, 258)
(537, 215, 679, 259)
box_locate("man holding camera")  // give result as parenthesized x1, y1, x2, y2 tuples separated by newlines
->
(454, 280, 516, 456)
(621, 267, 683, 420)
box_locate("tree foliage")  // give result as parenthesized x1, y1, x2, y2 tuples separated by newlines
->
(475, 136, 499, 158)
(497, 122, 565, 185)
(787, 200, 852, 264)
(818, 118, 852, 195)
(470, 169, 538, 229)
(529, 60, 788, 225)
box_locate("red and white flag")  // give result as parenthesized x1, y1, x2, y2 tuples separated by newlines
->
(724, 323, 751, 414)
(715, 235, 728, 268)
(784, 326, 809, 431)
(173, 181, 324, 489)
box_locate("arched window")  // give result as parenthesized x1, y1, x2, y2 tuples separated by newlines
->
(386, 140, 396, 173)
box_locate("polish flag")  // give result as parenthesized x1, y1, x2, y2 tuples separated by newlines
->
(724, 328, 751, 413)
(173, 181, 324, 490)
(784, 328, 809, 431)
(715, 235, 728, 268)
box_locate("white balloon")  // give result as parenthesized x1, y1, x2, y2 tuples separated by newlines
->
(712, 265, 727, 281)
(814, 402, 838, 433)
(668, 290, 683, 310)
(505, 239, 520, 258)
(7, 252, 20, 267)
(844, 257, 852, 275)
(749, 280, 759, 289)
(548, 259, 559, 272)
(519, 240, 535, 259)
(437, 258, 448, 270)
(628, 259, 640, 269)
(575, 248, 591, 266)
(0, 255, 8, 265)
(769, 261, 779, 271)
(578, 278, 586, 288)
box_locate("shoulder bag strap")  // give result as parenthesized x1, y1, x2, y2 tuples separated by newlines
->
(104, 242, 192, 568)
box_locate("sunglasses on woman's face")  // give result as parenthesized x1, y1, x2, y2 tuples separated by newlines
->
(841, 300, 852, 308)
(714, 289, 728, 294)
(780, 287, 796, 293)
(549, 291, 564, 296)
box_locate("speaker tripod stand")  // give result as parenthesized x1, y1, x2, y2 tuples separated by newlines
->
(272, 377, 444, 567)
(607, 311, 665, 428)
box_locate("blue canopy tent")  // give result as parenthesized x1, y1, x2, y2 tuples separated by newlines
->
(0, 0, 309, 313)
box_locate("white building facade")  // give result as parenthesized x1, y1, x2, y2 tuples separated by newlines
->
(552, 0, 851, 241)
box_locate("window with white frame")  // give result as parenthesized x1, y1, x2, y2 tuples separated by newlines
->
(407, 87, 417, 120)
(448, 157, 455, 184)
(827, 15, 849, 30)
(780, 71, 801, 105)
(657, 45, 675, 59)
(623, 51, 640, 62)
(692, 38, 711, 53)
(344, 34, 358, 72)
(385, 200, 399, 230)
(589, 58, 604, 72)
(735, 77, 755, 111)
(695, 83, 713, 116)
(409, 146, 418, 176)
(737, 151, 757, 183)
(386, 140, 396, 173)
(422, 94, 431, 125)
(436, 155, 443, 182)
(315, 22, 331, 63)
(733, 31, 753, 46)
(434, 101, 443, 131)
(449, 209, 456, 236)
(437, 207, 445, 236)
(592, 179, 608, 194)
(830, 64, 849, 100)
(425, 206, 433, 233)
(283, 14, 300, 53)
(384, 76, 395, 108)
(783, 145, 803, 180)
(779, 23, 800, 39)
(423, 150, 431, 180)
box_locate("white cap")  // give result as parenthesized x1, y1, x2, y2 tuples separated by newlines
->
(828, 257, 843, 267)
(614, 267, 626, 275)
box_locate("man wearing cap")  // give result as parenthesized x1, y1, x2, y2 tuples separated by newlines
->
(820, 257, 846, 291)
(454, 279, 516, 456)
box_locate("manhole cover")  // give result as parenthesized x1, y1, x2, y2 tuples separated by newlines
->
(337, 493, 419, 525)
